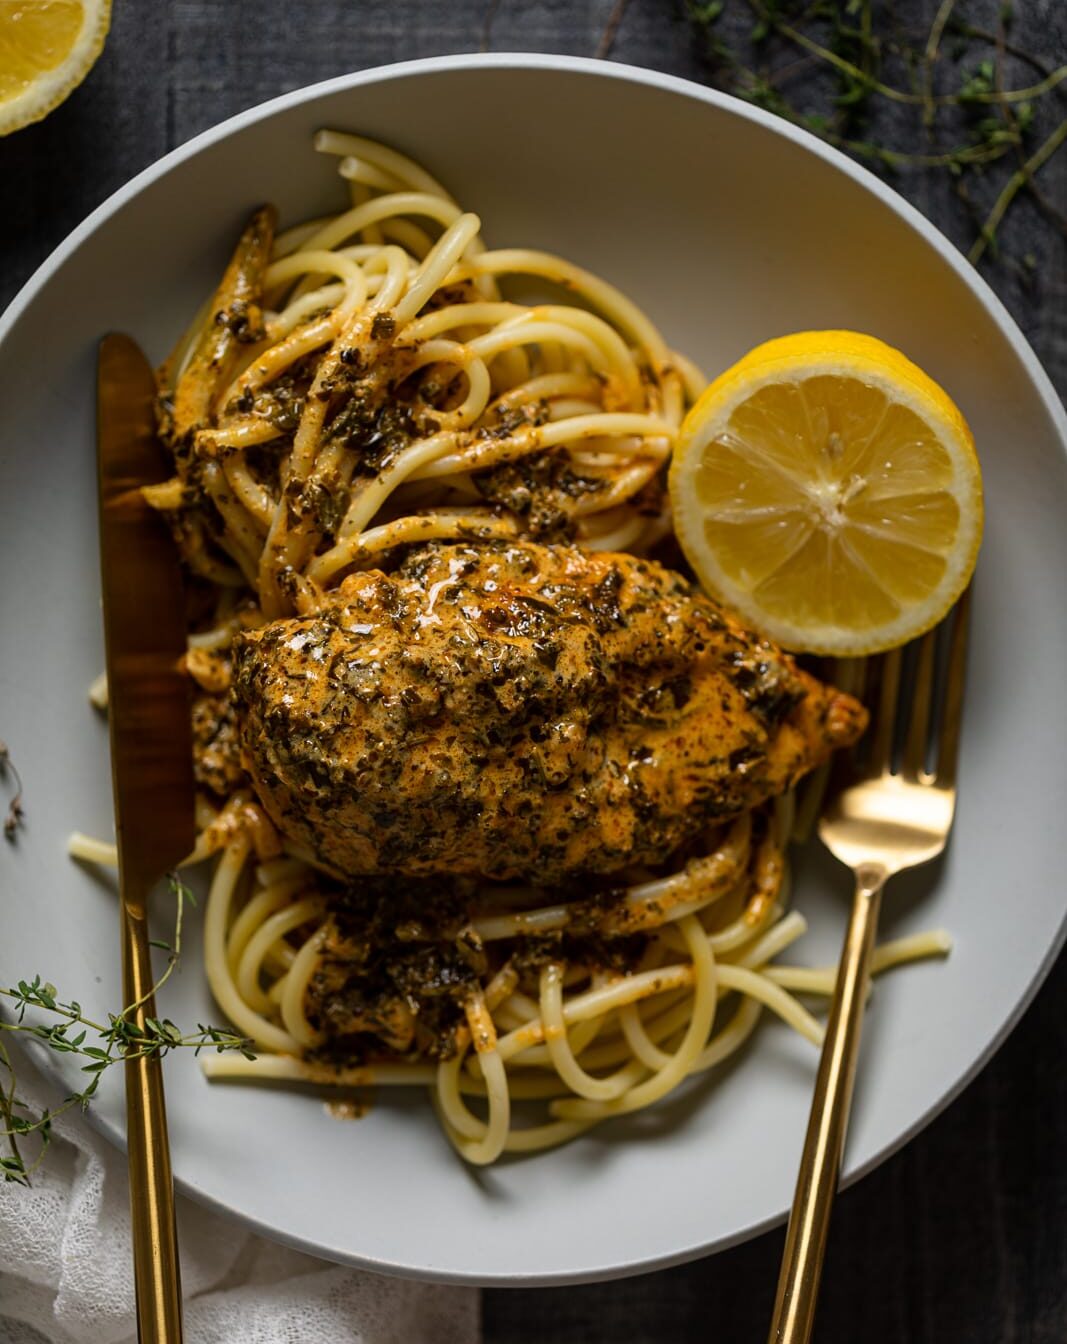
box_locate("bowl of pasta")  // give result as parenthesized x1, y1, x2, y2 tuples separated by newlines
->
(1, 53, 1066, 1284)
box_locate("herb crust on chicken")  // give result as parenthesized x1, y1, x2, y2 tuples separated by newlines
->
(232, 541, 866, 881)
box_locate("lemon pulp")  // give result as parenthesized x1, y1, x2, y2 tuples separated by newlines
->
(0, 2, 83, 104)
(0, 0, 110, 135)
(669, 332, 983, 654)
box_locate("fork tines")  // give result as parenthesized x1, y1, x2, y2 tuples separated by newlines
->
(835, 586, 971, 792)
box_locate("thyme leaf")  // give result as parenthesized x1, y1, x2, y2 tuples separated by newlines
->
(684, 0, 1067, 267)
(1, 873, 253, 1183)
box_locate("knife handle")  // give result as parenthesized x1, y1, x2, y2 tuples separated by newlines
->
(121, 890, 184, 1344)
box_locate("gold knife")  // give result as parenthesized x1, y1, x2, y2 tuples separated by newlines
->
(98, 332, 194, 1344)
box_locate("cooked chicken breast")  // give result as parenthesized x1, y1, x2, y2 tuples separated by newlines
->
(232, 541, 866, 881)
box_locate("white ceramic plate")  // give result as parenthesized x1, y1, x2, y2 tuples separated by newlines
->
(2, 55, 1066, 1286)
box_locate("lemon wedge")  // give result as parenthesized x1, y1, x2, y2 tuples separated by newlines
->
(0, 0, 111, 136)
(669, 331, 982, 655)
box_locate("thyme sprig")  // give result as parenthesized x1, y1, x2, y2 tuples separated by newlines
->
(685, 0, 1067, 270)
(1, 873, 253, 1184)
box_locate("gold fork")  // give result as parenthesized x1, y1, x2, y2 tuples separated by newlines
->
(768, 589, 971, 1344)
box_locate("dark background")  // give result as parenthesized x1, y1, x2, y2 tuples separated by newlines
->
(2, 3, 1064, 1341)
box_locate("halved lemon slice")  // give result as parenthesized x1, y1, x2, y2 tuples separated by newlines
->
(669, 331, 983, 655)
(0, 0, 111, 137)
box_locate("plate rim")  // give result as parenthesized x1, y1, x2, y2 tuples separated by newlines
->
(3, 51, 1067, 1286)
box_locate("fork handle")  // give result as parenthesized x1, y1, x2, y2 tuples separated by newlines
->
(768, 862, 887, 1344)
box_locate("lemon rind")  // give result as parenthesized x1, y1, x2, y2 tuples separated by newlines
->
(0, 0, 112, 137)
(668, 335, 983, 655)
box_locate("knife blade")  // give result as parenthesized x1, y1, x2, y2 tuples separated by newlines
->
(98, 332, 195, 877)
(98, 331, 193, 1344)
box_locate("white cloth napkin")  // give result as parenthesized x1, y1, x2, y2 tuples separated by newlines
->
(0, 1044, 479, 1344)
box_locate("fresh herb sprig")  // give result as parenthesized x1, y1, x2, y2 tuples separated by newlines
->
(685, 0, 1067, 270)
(1, 873, 253, 1184)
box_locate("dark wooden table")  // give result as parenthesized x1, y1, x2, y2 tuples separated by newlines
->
(2, 4, 1064, 1341)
